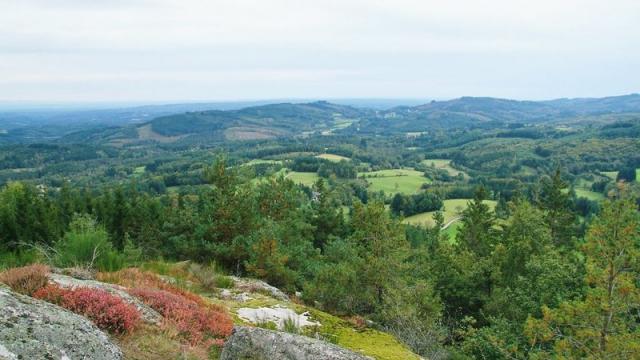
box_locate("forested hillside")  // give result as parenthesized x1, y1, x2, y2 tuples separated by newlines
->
(1, 96, 640, 359)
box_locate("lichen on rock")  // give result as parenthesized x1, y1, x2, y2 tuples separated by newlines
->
(220, 326, 372, 360)
(0, 283, 123, 360)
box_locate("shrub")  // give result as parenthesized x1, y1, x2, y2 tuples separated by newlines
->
(0, 264, 49, 295)
(0, 249, 43, 271)
(54, 214, 125, 272)
(34, 284, 140, 334)
(188, 262, 234, 290)
(282, 317, 300, 334)
(214, 275, 235, 289)
(97, 268, 203, 305)
(129, 288, 233, 345)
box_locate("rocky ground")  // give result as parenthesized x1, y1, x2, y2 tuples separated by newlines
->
(0, 283, 123, 360)
(0, 263, 421, 360)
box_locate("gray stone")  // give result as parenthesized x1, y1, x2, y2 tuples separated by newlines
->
(220, 326, 371, 360)
(49, 273, 162, 325)
(230, 276, 290, 301)
(0, 284, 123, 360)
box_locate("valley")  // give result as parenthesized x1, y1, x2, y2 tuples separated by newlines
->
(1, 95, 640, 359)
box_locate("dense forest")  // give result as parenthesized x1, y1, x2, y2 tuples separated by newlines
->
(1, 96, 640, 359)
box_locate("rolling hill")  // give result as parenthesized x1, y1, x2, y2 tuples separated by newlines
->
(47, 94, 640, 146)
(58, 101, 371, 146)
(345, 94, 640, 134)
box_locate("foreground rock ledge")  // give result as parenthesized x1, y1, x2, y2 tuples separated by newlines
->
(0, 284, 123, 360)
(220, 326, 371, 360)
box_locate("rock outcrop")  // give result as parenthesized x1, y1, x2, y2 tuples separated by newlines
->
(237, 306, 320, 330)
(0, 284, 123, 360)
(220, 326, 371, 360)
(230, 276, 290, 301)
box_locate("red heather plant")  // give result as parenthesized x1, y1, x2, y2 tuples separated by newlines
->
(129, 288, 233, 345)
(0, 264, 50, 296)
(34, 284, 140, 334)
(97, 268, 203, 305)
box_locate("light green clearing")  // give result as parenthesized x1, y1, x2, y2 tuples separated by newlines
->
(241, 159, 283, 166)
(286, 171, 320, 186)
(422, 159, 469, 178)
(403, 199, 497, 228)
(316, 153, 350, 162)
(442, 221, 462, 240)
(250, 168, 288, 185)
(359, 169, 430, 195)
(133, 166, 145, 175)
(575, 188, 605, 201)
(637, 168, 640, 182)
(601, 171, 618, 180)
(331, 119, 354, 130)
(340, 205, 351, 220)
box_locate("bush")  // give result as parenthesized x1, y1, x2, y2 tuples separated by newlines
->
(33, 284, 140, 334)
(188, 263, 234, 290)
(129, 288, 233, 346)
(97, 268, 203, 305)
(54, 214, 125, 272)
(0, 264, 49, 295)
(0, 249, 43, 271)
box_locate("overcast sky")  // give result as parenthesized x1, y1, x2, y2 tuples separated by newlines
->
(1, 0, 639, 103)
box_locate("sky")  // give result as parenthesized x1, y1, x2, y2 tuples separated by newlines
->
(1, 0, 639, 103)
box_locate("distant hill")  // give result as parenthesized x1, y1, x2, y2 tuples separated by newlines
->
(6, 94, 640, 145)
(58, 101, 371, 145)
(347, 94, 640, 134)
(541, 94, 640, 114)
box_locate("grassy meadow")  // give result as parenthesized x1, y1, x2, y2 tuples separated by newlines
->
(403, 199, 498, 228)
(359, 169, 430, 195)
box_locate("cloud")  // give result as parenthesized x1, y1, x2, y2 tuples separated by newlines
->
(0, 0, 638, 101)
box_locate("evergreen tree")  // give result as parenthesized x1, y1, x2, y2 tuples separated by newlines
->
(456, 186, 496, 258)
(310, 178, 344, 250)
(537, 168, 577, 248)
(350, 201, 409, 309)
(526, 198, 640, 358)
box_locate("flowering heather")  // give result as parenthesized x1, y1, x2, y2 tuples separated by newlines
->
(34, 284, 140, 334)
(129, 288, 233, 345)
(97, 268, 203, 304)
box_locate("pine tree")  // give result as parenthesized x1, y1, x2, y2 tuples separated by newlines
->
(537, 168, 577, 248)
(526, 198, 640, 358)
(456, 186, 496, 258)
(350, 201, 408, 309)
(310, 178, 344, 250)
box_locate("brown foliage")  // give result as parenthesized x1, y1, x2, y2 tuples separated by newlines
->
(0, 264, 50, 295)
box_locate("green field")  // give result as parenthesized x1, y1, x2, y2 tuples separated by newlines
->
(442, 221, 463, 239)
(359, 169, 430, 195)
(637, 168, 640, 181)
(316, 153, 350, 162)
(422, 159, 468, 178)
(286, 171, 320, 186)
(403, 199, 497, 228)
(575, 188, 605, 201)
(132, 166, 146, 177)
(601, 171, 618, 180)
(241, 159, 283, 166)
